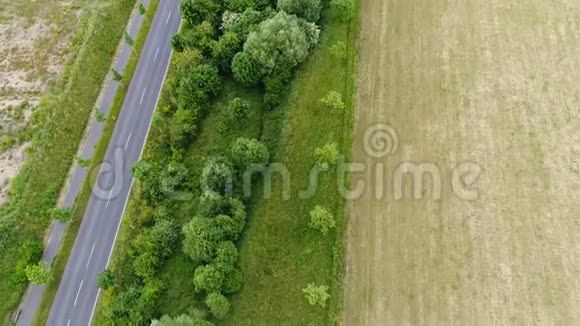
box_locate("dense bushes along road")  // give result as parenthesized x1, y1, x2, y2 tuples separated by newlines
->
(97, 0, 356, 324)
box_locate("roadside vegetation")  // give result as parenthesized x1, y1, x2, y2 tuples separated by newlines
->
(0, 0, 138, 322)
(95, 0, 358, 324)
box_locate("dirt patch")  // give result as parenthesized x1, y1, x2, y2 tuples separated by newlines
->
(345, 0, 580, 324)
(0, 0, 83, 204)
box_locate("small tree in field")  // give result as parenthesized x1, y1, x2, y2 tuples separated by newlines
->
(314, 143, 339, 171)
(227, 98, 249, 124)
(329, 41, 346, 60)
(97, 269, 115, 290)
(320, 91, 345, 110)
(330, 0, 355, 22)
(303, 283, 330, 307)
(139, 3, 146, 15)
(26, 262, 52, 284)
(309, 206, 335, 235)
(205, 292, 230, 319)
(51, 207, 73, 223)
(124, 31, 135, 49)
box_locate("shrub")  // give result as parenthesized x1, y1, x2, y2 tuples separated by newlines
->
(277, 0, 322, 22)
(329, 41, 346, 60)
(180, 0, 220, 26)
(330, 0, 355, 21)
(314, 143, 339, 171)
(263, 68, 292, 109)
(226, 97, 250, 123)
(176, 63, 221, 108)
(200, 156, 234, 195)
(230, 137, 269, 173)
(212, 32, 242, 71)
(25, 262, 52, 284)
(205, 292, 231, 319)
(231, 52, 262, 86)
(11, 239, 43, 286)
(302, 283, 330, 307)
(320, 91, 345, 110)
(308, 205, 336, 235)
(182, 217, 221, 263)
(97, 269, 115, 290)
(194, 264, 224, 293)
(224, 0, 255, 12)
(151, 314, 215, 326)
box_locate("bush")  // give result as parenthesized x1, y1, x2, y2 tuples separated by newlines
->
(212, 32, 242, 71)
(180, 0, 220, 26)
(25, 262, 52, 284)
(97, 269, 115, 290)
(277, 0, 322, 22)
(11, 239, 44, 286)
(308, 205, 336, 235)
(329, 41, 346, 60)
(224, 0, 255, 12)
(302, 283, 330, 307)
(193, 264, 224, 293)
(232, 12, 319, 84)
(176, 63, 221, 109)
(263, 68, 292, 109)
(314, 143, 339, 171)
(229, 137, 269, 173)
(320, 91, 345, 110)
(330, 0, 355, 21)
(205, 292, 231, 319)
(151, 314, 215, 326)
(200, 156, 234, 195)
(226, 97, 250, 123)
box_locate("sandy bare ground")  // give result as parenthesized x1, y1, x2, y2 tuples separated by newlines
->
(345, 0, 580, 325)
(0, 1, 84, 203)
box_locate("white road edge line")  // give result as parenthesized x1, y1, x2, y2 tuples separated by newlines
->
(88, 17, 180, 326)
(154, 47, 160, 62)
(86, 242, 96, 268)
(139, 87, 147, 104)
(166, 11, 172, 24)
(74, 280, 84, 307)
(125, 132, 133, 150)
(67, 319, 71, 326)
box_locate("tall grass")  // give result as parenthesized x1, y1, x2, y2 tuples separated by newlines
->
(0, 0, 137, 322)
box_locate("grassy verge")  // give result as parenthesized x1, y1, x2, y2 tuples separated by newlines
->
(223, 6, 360, 325)
(31, 1, 161, 325)
(0, 0, 138, 322)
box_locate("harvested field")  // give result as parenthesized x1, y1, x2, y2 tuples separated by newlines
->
(345, 0, 580, 325)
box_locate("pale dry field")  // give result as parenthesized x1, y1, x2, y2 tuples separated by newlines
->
(345, 0, 580, 325)
(0, 0, 85, 202)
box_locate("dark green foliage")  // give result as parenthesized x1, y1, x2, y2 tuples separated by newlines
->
(231, 52, 263, 86)
(229, 137, 269, 173)
(200, 156, 234, 195)
(205, 292, 230, 319)
(222, 9, 265, 39)
(193, 264, 224, 293)
(263, 67, 292, 109)
(176, 64, 221, 109)
(226, 97, 250, 124)
(224, 0, 255, 12)
(180, 0, 220, 26)
(212, 32, 242, 71)
(132, 219, 179, 279)
(277, 0, 322, 22)
(97, 269, 115, 290)
(11, 239, 44, 286)
(168, 107, 197, 149)
(107, 280, 165, 324)
(50, 206, 73, 223)
(330, 0, 355, 21)
(151, 314, 215, 326)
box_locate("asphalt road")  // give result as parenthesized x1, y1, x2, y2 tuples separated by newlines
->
(46, 1, 180, 325)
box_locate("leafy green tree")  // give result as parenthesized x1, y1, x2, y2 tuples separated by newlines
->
(76, 155, 91, 168)
(200, 156, 234, 195)
(230, 138, 269, 173)
(183, 217, 222, 263)
(133, 219, 178, 279)
(139, 3, 146, 15)
(233, 12, 319, 84)
(231, 52, 262, 86)
(168, 107, 197, 148)
(159, 161, 190, 199)
(263, 68, 292, 109)
(302, 283, 330, 307)
(320, 91, 345, 110)
(205, 292, 230, 319)
(222, 267, 242, 294)
(212, 32, 242, 71)
(95, 107, 107, 122)
(222, 8, 264, 39)
(25, 262, 52, 284)
(176, 64, 221, 108)
(11, 239, 43, 286)
(172, 33, 187, 52)
(51, 207, 73, 223)
(330, 0, 355, 21)
(193, 264, 224, 293)
(180, 0, 220, 26)
(97, 269, 115, 290)
(214, 241, 238, 268)
(308, 205, 336, 235)
(277, 0, 322, 22)
(226, 97, 250, 123)
(124, 31, 135, 49)
(314, 143, 339, 171)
